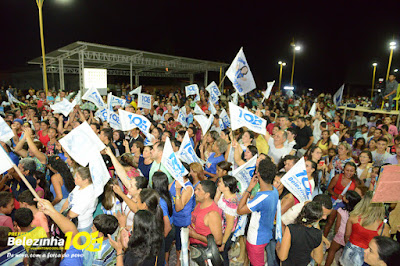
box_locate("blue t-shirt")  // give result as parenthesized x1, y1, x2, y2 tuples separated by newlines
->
(247, 188, 279, 245)
(160, 197, 173, 225)
(138, 156, 152, 180)
(170, 180, 194, 227)
(60, 246, 84, 266)
(204, 153, 225, 175)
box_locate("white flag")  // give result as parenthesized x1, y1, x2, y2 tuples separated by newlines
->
(82, 88, 106, 108)
(309, 102, 317, 117)
(220, 109, 231, 129)
(229, 102, 266, 135)
(119, 110, 151, 134)
(262, 80, 275, 102)
(0, 116, 15, 142)
(137, 93, 152, 109)
(161, 137, 188, 188)
(177, 132, 202, 165)
(0, 145, 14, 174)
(280, 157, 312, 202)
(88, 152, 111, 197)
(95, 107, 109, 122)
(129, 86, 142, 95)
(59, 122, 105, 167)
(73, 90, 82, 106)
(108, 111, 122, 130)
(107, 93, 126, 108)
(194, 104, 206, 116)
(177, 108, 188, 128)
(50, 99, 75, 117)
(6, 90, 23, 105)
(194, 115, 214, 136)
(143, 132, 156, 146)
(333, 84, 344, 107)
(205, 81, 221, 104)
(226, 48, 256, 96)
(219, 119, 226, 131)
(185, 84, 199, 98)
(276, 200, 282, 242)
(232, 155, 257, 193)
(231, 92, 238, 105)
(208, 102, 217, 115)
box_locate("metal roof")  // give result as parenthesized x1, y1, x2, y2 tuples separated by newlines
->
(28, 41, 228, 78)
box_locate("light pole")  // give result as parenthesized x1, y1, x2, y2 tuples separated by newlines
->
(36, 0, 49, 97)
(386, 41, 396, 80)
(290, 42, 301, 86)
(371, 63, 377, 100)
(278, 61, 286, 91)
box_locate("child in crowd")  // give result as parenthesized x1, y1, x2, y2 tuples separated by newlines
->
(0, 192, 14, 231)
(14, 208, 47, 252)
(18, 190, 49, 235)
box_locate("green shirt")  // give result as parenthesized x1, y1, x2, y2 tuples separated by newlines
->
(148, 161, 174, 187)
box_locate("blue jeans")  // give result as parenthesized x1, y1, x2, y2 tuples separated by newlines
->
(340, 242, 365, 266)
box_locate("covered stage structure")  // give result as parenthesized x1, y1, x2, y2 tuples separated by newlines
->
(28, 41, 229, 92)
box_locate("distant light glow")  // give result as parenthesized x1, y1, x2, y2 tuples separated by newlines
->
(284, 86, 294, 90)
(282, 62, 286, 66)
(278, 61, 282, 64)
(294, 46, 301, 51)
(55, 0, 74, 5)
(372, 63, 377, 67)
(390, 41, 397, 46)
(308, 88, 313, 91)
(395, 69, 399, 72)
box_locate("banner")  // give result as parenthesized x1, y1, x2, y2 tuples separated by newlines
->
(161, 137, 188, 188)
(219, 109, 231, 129)
(0, 145, 14, 174)
(108, 111, 122, 130)
(88, 152, 111, 197)
(129, 86, 142, 95)
(95, 107, 108, 122)
(219, 119, 226, 131)
(226, 47, 256, 96)
(143, 132, 156, 146)
(59, 122, 106, 167)
(309, 102, 317, 117)
(137, 93, 152, 109)
(231, 92, 238, 105)
(83, 68, 107, 90)
(6, 90, 23, 105)
(333, 84, 344, 107)
(232, 155, 257, 193)
(194, 115, 214, 136)
(276, 200, 282, 242)
(185, 84, 199, 98)
(205, 81, 221, 104)
(194, 104, 206, 116)
(50, 99, 75, 117)
(208, 101, 217, 115)
(177, 132, 203, 165)
(177, 108, 188, 128)
(262, 80, 275, 102)
(229, 102, 266, 135)
(82, 87, 106, 108)
(119, 110, 151, 134)
(280, 157, 312, 202)
(0, 116, 15, 142)
(107, 93, 126, 108)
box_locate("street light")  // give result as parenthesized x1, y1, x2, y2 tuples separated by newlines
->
(290, 41, 301, 86)
(371, 63, 377, 100)
(386, 41, 396, 80)
(394, 69, 398, 72)
(278, 61, 286, 91)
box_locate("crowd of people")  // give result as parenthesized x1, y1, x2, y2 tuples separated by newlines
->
(1, 80, 400, 266)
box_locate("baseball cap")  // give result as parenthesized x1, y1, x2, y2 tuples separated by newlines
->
(13, 119, 24, 125)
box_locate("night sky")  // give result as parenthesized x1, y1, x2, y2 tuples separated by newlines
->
(1, 0, 400, 94)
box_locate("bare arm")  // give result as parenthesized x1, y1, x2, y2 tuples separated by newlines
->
(50, 175, 64, 206)
(327, 175, 340, 199)
(237, 175, 258, 215)
(174, 182, 193, 212)
(105, 147, 131, 189)
(14, 135, 28, 158)
(24, 128, 47, 164)
(344, 216, 355, 243)
(276, 225, 291, 262)
(232, 140, 245, 166)
(222, 214, 235, 246)
(311, 240, 324, 265)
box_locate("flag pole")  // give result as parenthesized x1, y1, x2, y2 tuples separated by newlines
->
(12, 164, 41, 201)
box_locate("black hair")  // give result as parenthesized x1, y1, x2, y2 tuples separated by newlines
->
(32, 170, 52, 201)
(313, 194, 333, 210)
(133, 140, 144, 154)
(377, 137, 388, 144)
(246, 145, 258, 157)
(15, 208, 33, 227)
(0, 226, 12, 247)
(139, 189, 164, 236)
(277, 154, 299, 172)
(124, 210, 163, 265)
(177, 130, 186, 139)
(48, 156, 75, 192)
(295, 202, 323, 226)
(152, 172, 173, 217)
(163, 131, 172, 139)
(221, 175, 239, 194)
(172, 139, 181, 149)
(93, 214, 119, 236)
(0, 191, 13, 208)
(342, 190, 361, 212)
(217, 161, 232, 172)
(189, 126, 198, 135)
(90, 123, 100, 131)
(134, 176, 148, 190)
(286, 127, 297, 136)
(18, 190, 36, 206)
(28, 242, 62, 266)
(381, 124, 389, 132)
(373, 236, 400, 266)
(200, 180, 217, 199)
(258, 159, 276, 184)
(155, 141, 165, 152)
(101, 128, 113, 141)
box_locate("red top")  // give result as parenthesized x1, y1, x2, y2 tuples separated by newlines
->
(189, 201, 222, 246)
(38, 130, 50, 146)
(350, 216, 383, 249)
(332, 174, 356, 200)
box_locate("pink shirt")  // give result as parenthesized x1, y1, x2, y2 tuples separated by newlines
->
(0, 214, 14, 231)
(32, 211, 49, 233)
(378, 124, 398, 137)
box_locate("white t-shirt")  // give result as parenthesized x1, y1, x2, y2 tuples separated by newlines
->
(312, 119, 325, 144)
(330, 133, 339, 146)
(268, 138, 292, 165)
(122, 194, 135, 228)
(68, 184, 97, 229)
(355, 116, 368, 128)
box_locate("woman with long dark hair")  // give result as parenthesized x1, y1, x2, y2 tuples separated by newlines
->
(113, 130, 125, 157)
(153, 172, 174, 265)
(32, 170, 51, 200)
(47, 155, 75, 212)
(364, 236, 400, 266)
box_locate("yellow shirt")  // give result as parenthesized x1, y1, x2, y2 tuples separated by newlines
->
(15, 226, 47, 253)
